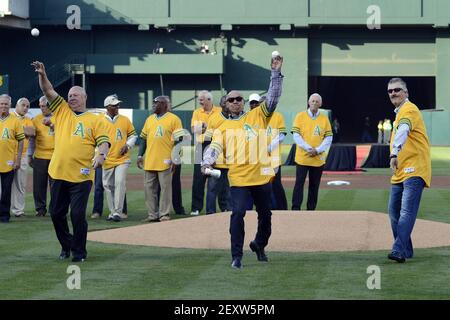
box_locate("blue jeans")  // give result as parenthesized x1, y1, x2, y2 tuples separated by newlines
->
(388, 177, 425, 258)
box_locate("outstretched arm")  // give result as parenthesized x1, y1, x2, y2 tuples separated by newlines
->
(31, 61, 58, 104)
(266, 55, 284, 113)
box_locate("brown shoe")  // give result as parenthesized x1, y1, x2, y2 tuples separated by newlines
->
(119, 213, 128, 219)
(159, 215, 171, 221)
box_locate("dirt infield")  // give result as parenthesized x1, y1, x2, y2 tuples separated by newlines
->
(88, 211, 450, 252)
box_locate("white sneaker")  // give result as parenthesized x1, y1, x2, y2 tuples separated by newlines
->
(190, 210, 199, 216)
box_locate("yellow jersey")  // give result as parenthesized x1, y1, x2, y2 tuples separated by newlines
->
(14, 112, 34, 158)
(205, 111, 229, 169)
(191, 106, 221, 143)
(292, 110, 332, 167)
(0, 114, 25, 173)
(101, 114, 136, 170)
(140, 112, 185, 171)
(48, 96, 110, 183)
(266, 111, 286, 168)
(32, 113, 55, 160)
(210, 103, 274, 187)
(390, 101, 431, 187)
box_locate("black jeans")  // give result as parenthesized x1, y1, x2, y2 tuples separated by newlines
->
(50, 179, 92, 259)
(272, 166, 288, 210)
(92, 167, 127, 215)
(32, 157, 54, 214)
(292, 164, 324, 211)
(0, 170, 14, 221)
(230, 183, 272, 259)
(206, 168, 231, 214)
(172, 164, 185, 214)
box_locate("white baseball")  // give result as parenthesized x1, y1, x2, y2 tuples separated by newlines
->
(31, 28, 40, 37)
(271, 50, 280, 58)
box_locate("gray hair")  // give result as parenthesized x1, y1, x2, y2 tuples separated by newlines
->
(388, 78, 408, 92)
(198, 90, 213, 101)
(39, 96, 48, 104)
(308, 93, 322, 103)
(0, 94, 12, 103)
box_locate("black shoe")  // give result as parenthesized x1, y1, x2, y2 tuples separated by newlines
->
(36, 209, 47, 217)
(0, 217, 10, 223)
(72, 256, 86, 263)
(59, 251, 70, 260)
(231, 258, 242, 269)
(388, 251, 406, 263)
(249, 240, 268, 262)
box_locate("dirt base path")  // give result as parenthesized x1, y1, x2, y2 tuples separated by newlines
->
(88, 211, 450, 252)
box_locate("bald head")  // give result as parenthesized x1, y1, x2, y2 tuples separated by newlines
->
(15, 97, 30, 116)
(225, 90, 244, 116)
(68, 86, 87, 112)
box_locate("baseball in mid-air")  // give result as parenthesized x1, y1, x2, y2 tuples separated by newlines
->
(31, 28, 40, 37)
(271, 50, 280, 58)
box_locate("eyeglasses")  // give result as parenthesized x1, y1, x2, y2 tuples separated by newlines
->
(227, 96, 243, 103)
(387, 88, 403, 94)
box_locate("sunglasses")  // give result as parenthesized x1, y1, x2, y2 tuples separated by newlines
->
(387, 88, 403, 94)
(227, 96, 243, 103)
(249, 100, 259, 105)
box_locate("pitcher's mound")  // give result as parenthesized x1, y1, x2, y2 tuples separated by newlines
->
(88, 211, 450, 252)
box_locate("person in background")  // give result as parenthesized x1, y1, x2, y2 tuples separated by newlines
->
(291, 93, 333, 211)
(0, 94, 24, 223)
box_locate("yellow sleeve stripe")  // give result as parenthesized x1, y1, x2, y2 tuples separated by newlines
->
(127, 130, 136, 137)
(324, 131, 333, 137)
(96, 135, 110, 145)
(173, 129, 189, 139)
(140, 132, 147, 139)
(260, 102, 272, 118)
(15, 133, 25, 141)
(397, 118, 412, 131)
(49, 95, 64, 112)
(291, 127, 301, 134)
(204, 130, 214, 138)
(210, 142, 223, 154)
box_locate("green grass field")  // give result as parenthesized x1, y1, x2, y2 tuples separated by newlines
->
(1, 146, 450, 299)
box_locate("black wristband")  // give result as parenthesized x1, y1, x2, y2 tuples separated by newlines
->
(389, 154, 397, 159)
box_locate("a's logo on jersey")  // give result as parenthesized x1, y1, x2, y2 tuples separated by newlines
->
(243, 123, 257, 141)
(73, 122, 85, 138)
(48, 127, 55, 136)
(1, 128, 10, 139)
(266, 126, 272, 136)
(313, 125, 321, 136)
(116, 129, 123, 140)
(155, 126, 164, 137)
